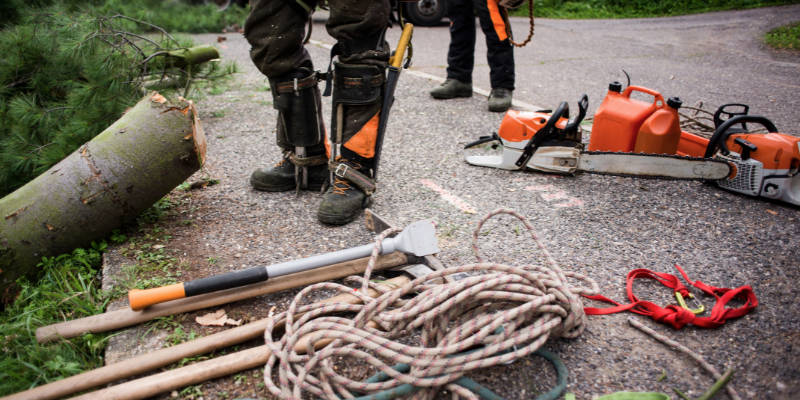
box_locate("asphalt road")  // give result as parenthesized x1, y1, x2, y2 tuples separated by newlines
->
(313, 4, 800, 132)
(98, 8, 799, 400)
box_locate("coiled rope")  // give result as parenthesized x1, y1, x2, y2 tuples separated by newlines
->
(261, 209, 600, 400)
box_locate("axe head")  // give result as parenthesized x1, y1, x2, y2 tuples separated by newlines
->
(390, 219, 440, 257)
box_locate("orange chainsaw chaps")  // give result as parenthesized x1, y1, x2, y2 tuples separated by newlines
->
(498, 110, 568, 143)
(343, 112, 380, 159)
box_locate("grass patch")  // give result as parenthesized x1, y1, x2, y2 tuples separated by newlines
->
(764, 21, 800, 50)
(0, 187, 201, 396)
(509, 0, 800, 19)
(0, 245, 111, 395)
(211, 109, 230, 118)
(93, 0, 249, 34)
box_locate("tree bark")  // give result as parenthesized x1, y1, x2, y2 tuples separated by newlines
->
(0, 92, 206, 299)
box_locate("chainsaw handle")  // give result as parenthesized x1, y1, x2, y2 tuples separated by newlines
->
(464, 132, 501, 149)
(561, 94, 588, 138)
(515, 101, 568, 168)
(704, 115, 778, 158)
(713, 103, 749, 131)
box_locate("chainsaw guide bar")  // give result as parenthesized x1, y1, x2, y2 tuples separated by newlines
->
(578, 151, 733, 181)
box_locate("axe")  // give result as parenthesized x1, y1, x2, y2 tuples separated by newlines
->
(128, 219, 439, 311)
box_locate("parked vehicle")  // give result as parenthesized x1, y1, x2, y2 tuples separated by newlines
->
(402, 0, 447, 26)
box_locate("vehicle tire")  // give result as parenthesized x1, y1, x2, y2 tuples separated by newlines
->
(402, 0, 447, 27)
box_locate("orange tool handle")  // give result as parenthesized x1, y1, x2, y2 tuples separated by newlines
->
(129, 283, 186, 311)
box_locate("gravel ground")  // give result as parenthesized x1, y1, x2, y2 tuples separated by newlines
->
(101, 11, 799, 400)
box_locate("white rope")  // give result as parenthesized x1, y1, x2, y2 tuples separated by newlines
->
(262, 208, 600, 400)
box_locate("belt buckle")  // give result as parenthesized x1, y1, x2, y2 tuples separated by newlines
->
(335, 163, 349, 178)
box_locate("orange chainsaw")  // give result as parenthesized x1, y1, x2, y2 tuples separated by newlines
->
(465, 87, 800, 205)
(464, 94, 732, 181)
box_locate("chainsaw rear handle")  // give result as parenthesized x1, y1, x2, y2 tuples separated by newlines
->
(560, 94, 588, 139)
(713, 103, 750, 132)
(515, 101, 568, 167)
(704, 115, 779, 158)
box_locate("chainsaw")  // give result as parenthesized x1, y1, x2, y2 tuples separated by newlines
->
(464, 91, 800, 205)
(680, 107, 800, 205)
(464, 94, 733, 181)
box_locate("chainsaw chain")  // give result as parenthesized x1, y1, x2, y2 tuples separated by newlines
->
(578, 151, 730, 182)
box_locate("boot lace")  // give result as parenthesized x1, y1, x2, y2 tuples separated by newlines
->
(331, 177, 352, 195)
(331, 159, 362, 196)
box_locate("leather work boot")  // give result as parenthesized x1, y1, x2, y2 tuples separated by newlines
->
(317, 160, 370, 225)
(250, 159, 328, 192)
(430, 79, 473, 99)
(488, 88, 513, 112)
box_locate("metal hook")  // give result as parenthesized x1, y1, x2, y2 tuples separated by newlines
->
(675, 292, 705, 315)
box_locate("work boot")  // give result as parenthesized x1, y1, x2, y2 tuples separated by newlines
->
(488, 88, 513, 112)
(317, 160, 370, 225)
(250, 159, 328, 192)
(430, 79, 473, 99)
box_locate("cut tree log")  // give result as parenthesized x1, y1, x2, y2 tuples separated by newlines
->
(0, 92, 206, 299)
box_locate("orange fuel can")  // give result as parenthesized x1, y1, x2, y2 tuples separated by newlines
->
(588, 83, 666, 153)
(634, 97, 683, 155)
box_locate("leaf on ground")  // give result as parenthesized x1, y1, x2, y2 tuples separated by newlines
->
(196, 309, 239, 326)
(766, 209, 778, 215)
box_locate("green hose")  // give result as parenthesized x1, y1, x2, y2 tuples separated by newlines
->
(331, 349, 568, 400)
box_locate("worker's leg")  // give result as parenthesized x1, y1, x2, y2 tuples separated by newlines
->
(244, 0, 328, 192)
(445, 0, 477, 84)
(475, 0, 514, 111)
(430, 0, 476, 99)
(319, 0, 391, 225)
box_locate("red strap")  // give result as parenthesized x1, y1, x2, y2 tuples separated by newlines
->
(584, 265, 758, 330)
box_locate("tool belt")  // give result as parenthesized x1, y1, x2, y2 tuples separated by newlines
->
(328, 160, 376, 195)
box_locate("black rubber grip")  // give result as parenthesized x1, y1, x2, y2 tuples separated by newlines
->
(184, 267, 269, 297)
